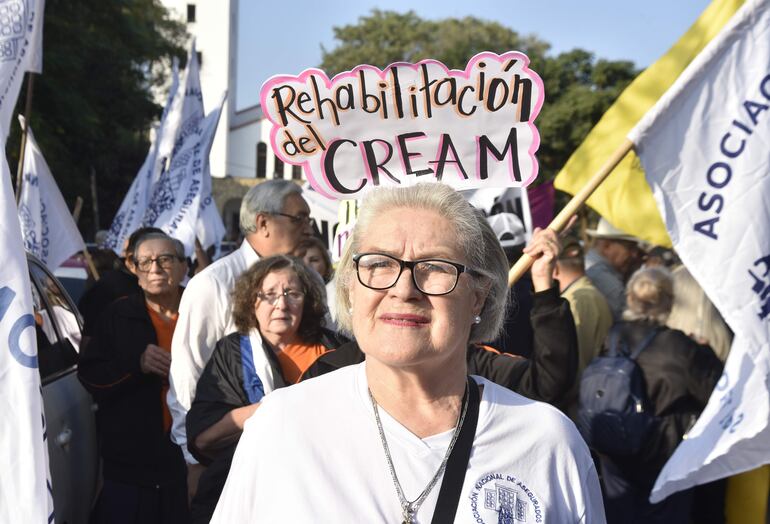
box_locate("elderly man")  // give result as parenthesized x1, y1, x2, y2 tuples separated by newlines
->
(167, 180, 312, 492)
(585, 218, 646, 320)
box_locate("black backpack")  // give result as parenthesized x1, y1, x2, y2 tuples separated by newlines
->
(576, 325, 661, 456)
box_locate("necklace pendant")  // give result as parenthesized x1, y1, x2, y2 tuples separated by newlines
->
(402, 506, 414, 524)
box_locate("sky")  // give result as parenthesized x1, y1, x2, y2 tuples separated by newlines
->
(235, 0, 712, 111)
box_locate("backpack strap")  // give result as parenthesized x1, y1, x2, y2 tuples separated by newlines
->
(606, 325, 629, 357)
(629, 326, 663, 360)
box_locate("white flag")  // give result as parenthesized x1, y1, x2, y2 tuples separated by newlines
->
(463, 187, 534, 242)
(148, 41, 224, 251)
(104, 59, 180, 254)
(628, 0, 770, 502)
(0, 0, 45, 140)
(17, 117, 85, 271)
(0, 142, 52, 522)
(147, 97, 224, 254)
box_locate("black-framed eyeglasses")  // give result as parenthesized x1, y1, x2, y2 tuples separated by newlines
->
(134, 254, 184, 272)
(352, 253, 478, 296)
(273, 212, 314, 227)
(257, 289, 305, 306)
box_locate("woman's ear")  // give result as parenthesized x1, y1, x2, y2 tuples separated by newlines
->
(471, 279, 492, 317)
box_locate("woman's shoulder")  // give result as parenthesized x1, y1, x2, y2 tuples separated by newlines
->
(474, 375, 584, 442)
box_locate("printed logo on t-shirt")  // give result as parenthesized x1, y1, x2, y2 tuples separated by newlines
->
(468, 472, 543, 523)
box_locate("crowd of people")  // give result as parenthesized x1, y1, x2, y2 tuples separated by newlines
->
(75, 179, 749, 523)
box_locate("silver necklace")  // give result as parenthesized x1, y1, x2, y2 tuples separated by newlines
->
(368, 381, 469, 524)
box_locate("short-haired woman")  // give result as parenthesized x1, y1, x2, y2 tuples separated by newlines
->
(185, 255, 345, 522)
(598, 266, 723, 523)
(212, 184, 603, 522)
(78, 232, 190, 523)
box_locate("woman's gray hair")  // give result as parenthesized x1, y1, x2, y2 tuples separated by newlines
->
(622, 266, 674, 324)
(335, 184, 510, 343)
(239, 180, 303, 235)
(132, 232, 185, 259)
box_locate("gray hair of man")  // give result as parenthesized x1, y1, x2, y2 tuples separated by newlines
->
(622, 266, 674, 325)
(239, 180, 303, 235)
(335, 183, 510, 343)
(132, 232, 186, 260)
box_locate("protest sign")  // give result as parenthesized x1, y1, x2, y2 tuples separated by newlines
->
(261, 52, 543, 200)
(17, 117, 85, 271)
(0, 143, 52, 522)
(628, 0, 770, 501)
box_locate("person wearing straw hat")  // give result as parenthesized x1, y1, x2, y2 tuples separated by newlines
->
(585, 217, 646, 320)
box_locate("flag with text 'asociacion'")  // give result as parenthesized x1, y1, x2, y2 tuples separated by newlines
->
(554, 0, 745, 248)
(17, 117, 85, 271)
(628, 0, 770, 502)
(0, 133, 53, 522)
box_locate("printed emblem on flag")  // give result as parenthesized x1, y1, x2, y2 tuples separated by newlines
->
(0, 0, 29, 62)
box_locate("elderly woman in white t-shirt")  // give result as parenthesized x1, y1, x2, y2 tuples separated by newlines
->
(212, 183, 605, 523)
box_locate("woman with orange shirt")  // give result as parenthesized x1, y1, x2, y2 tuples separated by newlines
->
(186, 255, 344, 522)
(78, 232, 189, 524)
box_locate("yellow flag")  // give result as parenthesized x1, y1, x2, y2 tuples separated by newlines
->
(554, 0, 745, 248)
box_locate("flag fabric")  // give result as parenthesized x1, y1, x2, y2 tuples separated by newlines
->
(17, 117, 85, 271)
(0, 141, 53, 522)
(146, 97, 224, 254)
(104, 59, 180, 254)
(554, 0, 745, 248)
(302, 182, 341, 253)
(628, 0, 770, 502)
(0, 0, 45, 140)
(145, 41, 225, 252)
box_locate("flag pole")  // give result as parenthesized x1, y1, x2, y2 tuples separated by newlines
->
(508, 138, 635, 286)
(14, 73, 35, 203)
(69, 196, 100, 281)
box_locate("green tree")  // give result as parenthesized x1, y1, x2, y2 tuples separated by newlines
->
(320, 10, 637, 183)
(7, 0, 186, 239)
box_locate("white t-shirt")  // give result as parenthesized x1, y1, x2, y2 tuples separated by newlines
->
(212, 363, 606, 523)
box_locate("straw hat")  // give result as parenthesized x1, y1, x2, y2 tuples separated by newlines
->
(586, 217, 641, 243)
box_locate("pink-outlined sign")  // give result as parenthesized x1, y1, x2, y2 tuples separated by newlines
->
(260, 51, 544, 200)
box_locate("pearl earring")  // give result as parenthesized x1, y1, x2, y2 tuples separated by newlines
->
(473, 315, 481, 324)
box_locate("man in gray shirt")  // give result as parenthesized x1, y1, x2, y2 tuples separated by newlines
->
(584, 218, 646, 320)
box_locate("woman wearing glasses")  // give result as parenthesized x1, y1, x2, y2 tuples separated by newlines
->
(212, 184, 604, 523)
(185, 255, 344, 523)
(78, 232, 190, 524)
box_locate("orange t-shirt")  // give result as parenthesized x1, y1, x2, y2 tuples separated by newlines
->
(274, 343, 329, 384)
(146, 306, 178, 432)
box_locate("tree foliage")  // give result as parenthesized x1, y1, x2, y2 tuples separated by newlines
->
(7, 0, 186, 238)
(320, 10, 637, 183)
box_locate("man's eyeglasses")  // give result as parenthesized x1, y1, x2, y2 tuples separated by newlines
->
(257, 289, 305, 306)
(134, 254, 184, 272)
(273, 212, 314, 227)
(352, 253, 479, 296)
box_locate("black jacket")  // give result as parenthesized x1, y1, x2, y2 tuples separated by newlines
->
(602, 320, 723, 487)
(77, 293, 186, 487)
(304, 286, 579, 406)
(186, 328, 346, 524)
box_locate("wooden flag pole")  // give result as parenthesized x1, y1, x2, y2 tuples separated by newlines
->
(14, 73, 35, 203)
(82, 249, 100, 281)
(70, 196, 100, 281)
(508, 138, 635, 287)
